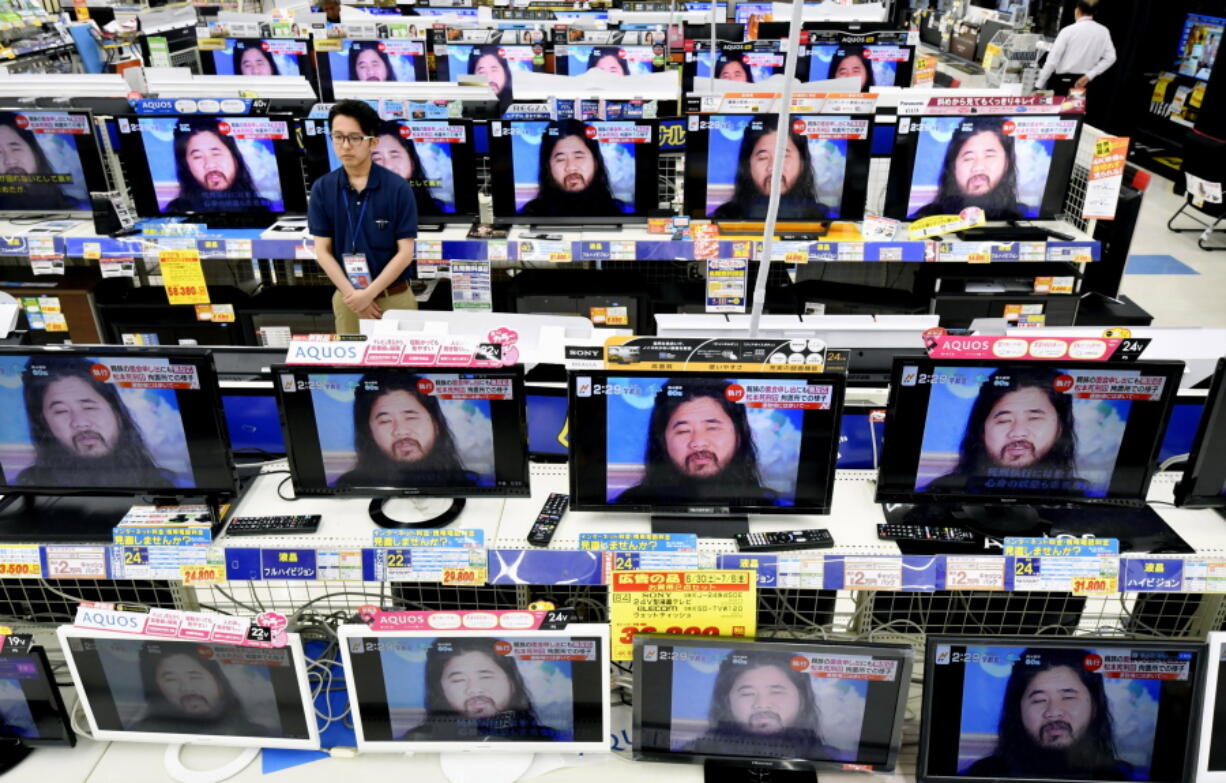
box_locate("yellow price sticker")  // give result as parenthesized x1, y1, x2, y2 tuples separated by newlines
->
(442, 567, 486, 586)
(967, 252, 990, 264)
(548, 251, 572, 263)
(179, 563, 225, 586)
(196, 38, 225, 50)
(1071, 576, 1118, 595)
(609, 570, 756, 661)
(160, 249, 210, 305)
(0, 561, 40, 578)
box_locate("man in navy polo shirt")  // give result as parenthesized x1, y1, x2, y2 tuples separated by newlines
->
(308, 100, 418, 334)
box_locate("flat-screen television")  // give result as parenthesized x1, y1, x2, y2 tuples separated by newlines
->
(58, 627, 320, 750)
(920, 637, 1205, 783)
(338, 624, 611, 753)
(682, 23, 746, 42)
(220, 385, 286, 458)
(734, 2, 773, 25)
(526, 385, 568, 462)
(556, 44, 667, 76)
(567, 370, 845, 515)
(302, 117, 480, 223)
(805, 42, 914, 89)
(0, 109, 107, 214)
(884, 114, 1083, 221)
(198, 37, 317, 84)
(876, 357, 1183, 505)
(316, 39, 430, 101)
(117, 114, 307, 224)
(1175, 357, 1226, 509)
(683, 113, 873, 221)
(634, 636, 912, 772)
(685, 40, 789, 89)
(435, 43, 549, 109)
(273, 365, 530, 498)
(489, 119, 659, 224)
(0, 645, 75, 747)
(1174, 13, 1224, 81)
(0, 346, 238, 496)
(1196, 632, 1226, 782)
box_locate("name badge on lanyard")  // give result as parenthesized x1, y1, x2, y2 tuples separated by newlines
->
(343, 253, 371, 289)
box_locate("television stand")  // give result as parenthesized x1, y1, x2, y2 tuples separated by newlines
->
(702, 758, 815, 783)
(418, 222, 445, 233)
(651, 514, 748, 538)
(0, 743, 32, 776)
(956, 223, 1071, 242)
(526, 224, 623, 233)
(368, 497, 466, 529)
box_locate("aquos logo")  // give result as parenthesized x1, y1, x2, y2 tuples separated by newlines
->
(80, 610, 142, 631)
(287, 341, 362, 363)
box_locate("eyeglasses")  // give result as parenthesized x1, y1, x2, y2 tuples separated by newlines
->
(331, 133, 374, 146)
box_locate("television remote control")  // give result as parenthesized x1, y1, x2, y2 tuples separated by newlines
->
(225, 515, 322, 536)
(527, 493, 569, 547)
(877, 524, 977, 544)
(735, 529, 834, 552)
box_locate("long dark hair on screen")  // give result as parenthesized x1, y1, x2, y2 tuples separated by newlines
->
(518, 119, 625, 217)
(714, 51, 755, 82)
(586, 46, 629, 74)
(713, 115, 827, 220)
(167, 118, 268, 212)
(826, 50, 875, 89)
(232, 41, 280, 75)
(422, 637, 538, 719)
(926, 116, 1023, 218)
(138, 643, 244, 720)
(348, 41, 397, 81)
(374, 121, 443, 215)
(0, 113, 71, 209)
(467, 46, 513, 107)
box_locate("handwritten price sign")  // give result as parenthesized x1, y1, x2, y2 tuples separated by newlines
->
(608, 570, 755, 660)
(160, 249, 210, 305)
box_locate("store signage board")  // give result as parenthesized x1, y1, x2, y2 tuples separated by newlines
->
(895, 95, 1086, 116)
(609, 569, 756, 661)
(363, 608, 578, 632)
(578, 335, 829, 373)
(283, 333, 506, 368)
(926, 334, 1150, 362)
(73, 604, 288, 648)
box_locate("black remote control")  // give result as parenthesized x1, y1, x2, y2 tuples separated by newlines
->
(877, 524, 977, 543)
(225, 515, 322, 536)
(735, 529, 834, 552)
(527, 493, 569, 547)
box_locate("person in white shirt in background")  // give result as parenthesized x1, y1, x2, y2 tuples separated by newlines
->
(1036, 0, 1117, 97)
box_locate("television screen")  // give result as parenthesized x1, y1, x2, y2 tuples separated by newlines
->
(527, 388, 568, 460)
(806, 44, 911, 89)
(305, 118, 479, 221)
(489, 119, 659, 224)
(1175, 358, 1226, 508)
(118, 115, 307, 219)
(437, 43, 548, 107)
(200, 38, 312, 78)
(318, 39, 429, 100)
(1174, 13, 1224, 81)
(221, 390, 286, 456)
(734, 2, 772, 25)
(568, 371, 844, 514)
(1198, 633, 1226, 778)
(683, 113, 872, 221)
(60, 630, 318, 749)
(0, 647, 74, 746)
(339, 626, 610, 752)
(876, 358, 1183, 504)
(634, 637, 912, 769)
(273, 365, 530, 497)
(558, 45, 666, 76)
(885, 114, 1083, 221)
(0, 347, 237, 495)
(688, 41, 788, 86)
(921, 638, 1204, 783)
(0, 110, 105, 213)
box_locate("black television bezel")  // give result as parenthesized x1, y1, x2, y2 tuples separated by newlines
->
(0, 345, 239, 497)
(0, 645, 76, 747)
(271, 363, 531, 499)
(918, 635, 1207, 783)
(566, 369, 846, 515)
(632, 635, 914, 772)
(525, 384, 568, 463)
(683, 111, 874, 222)
(1175, 357, 1226, 508)
(315, 37, 431, 102)
(299, 116, 481, 223)
(0, 106, 109, 216)
(882, 112, 1085, 222)
(117, 113, 309, 221)
(197, 36, 319, 90)
(874, 356, 1185, 507)
(488, 119, 660, 225)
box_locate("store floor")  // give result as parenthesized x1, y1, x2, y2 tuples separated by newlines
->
(1120, 171, 1226, 328)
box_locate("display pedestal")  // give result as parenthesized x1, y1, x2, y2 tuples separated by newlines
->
(0, 493, 224, 542)
(437, 751, 534, 783)
(703, 758, 816, 782)
(368, 497, 466, 529)
(162, 744, 259, 783)
(0, 742, 32, 775)
(651, 514, 748, 538)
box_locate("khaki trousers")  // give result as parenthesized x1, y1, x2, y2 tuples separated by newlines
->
(332, 287, 417, 335)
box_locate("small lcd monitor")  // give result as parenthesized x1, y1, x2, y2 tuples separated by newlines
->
(221, 385, 286, 458)
(488, 119, 659, 225)
(685, 40, 789, 89)
(633, 636, 912, 777)
(302, 117, 480, 223)
(117, 114, 307, 226)
(273, 365, 530, 523)
(920, 637, 1204, 783)
(58, 627, 319, 750)
(734, 2, 773, 25)
(1195, 632, 1226, 781)
(557, 44, 667, 76)
(435, 43, 550, 110)
(199, 38, 317, 84)
(684, 113, 872, 222)
(0, 645, 75, 750)
(805, 43, 914, 90)
(567, 371, 845, 533)
(0, 109, 108, 215)
(682, 23, 746, 42)
(1175, 357, 1226, 511)
(526, 385, 568, 462)
(884, 114, 1083, 221)
(1174, 13, 1224, 81)
(317, 39, 430, 101)
(338, 624, 611, 753)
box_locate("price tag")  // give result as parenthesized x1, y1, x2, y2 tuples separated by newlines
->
(442, 567, 487, 585)
(842, 557, 902, 590)
(45, 546, 108, 579)
(0, 546, 41, 578)
(1072, 575, 1119, 595)
(945, 556, 1004, 590)
(83, 242, 102, 260)
(160, 248, 210, 305)
(609, 570, 755, 661)
(180, 563, 225, 586)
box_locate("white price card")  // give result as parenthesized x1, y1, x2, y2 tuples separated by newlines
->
(610, 240, 637, 261)
(1182, 560, 1226, 593)
(45, 546, 108, 579)
(317, 550, 363, 581)
(776, 554, 825, 589)
(0, 545, 41, 578)
(843, 557, 902, 591)
(945, 556, 1005, 590)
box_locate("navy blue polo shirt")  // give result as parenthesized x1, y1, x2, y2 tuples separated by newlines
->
(308, 163, 418, 283)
